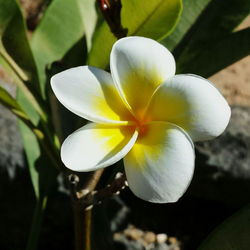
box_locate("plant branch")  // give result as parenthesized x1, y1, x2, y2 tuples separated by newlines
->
(69, 170, 104, 250)
(68, 171, 127, 250)
(70, 172, 127, 210)
(97, 0, 127, 39)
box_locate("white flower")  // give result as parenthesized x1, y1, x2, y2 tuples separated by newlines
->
(51, 36, 231, 203)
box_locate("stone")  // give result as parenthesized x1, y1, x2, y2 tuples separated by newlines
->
(114, 233, 144, 250)
(109, 196, 131, 232)
(155, 243, 170, 250)
(188, 106, 250, 205)
(143, 231, 156, 244)
(124, 227, 144, 241)
(197, 106, 250, 179)
(156, 233, 168, 244)
(168, 237, 178, 245)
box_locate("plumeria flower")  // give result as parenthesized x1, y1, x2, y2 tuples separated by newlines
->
(51, 36, 230, 203)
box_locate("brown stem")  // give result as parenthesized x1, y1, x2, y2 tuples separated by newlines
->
(80, 169, 105, 196)
(83, 209, 92, 250)
(68, 171, 127, 250)
(73, 205, 92, 250)
(69, 170, 104, 250)
(97, 0, 128, 39)
(77, 172, 127, 210)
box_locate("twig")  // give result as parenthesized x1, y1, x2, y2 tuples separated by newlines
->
(69, 172, 127, 250)
(97, 0, 128, 39)
(73, 204, 92, 250)
(76, 172, 127, 210)
(68, 174, 80, 201)
(68, 169, 105, 250)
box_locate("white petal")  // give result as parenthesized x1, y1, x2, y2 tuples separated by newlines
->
(61, 123, 138, 172)
(110, 36, 175, 117)
(51, 66, 132, 124)
(124, 122, 195, 203)
(147, 74, 231, 141)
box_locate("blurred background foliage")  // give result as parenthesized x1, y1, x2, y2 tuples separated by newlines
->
(0, 0, 250, 249)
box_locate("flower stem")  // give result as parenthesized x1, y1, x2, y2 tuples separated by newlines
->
(69, 170, 104, 250)
(69, 171, 128, 250)
(73, 206, 92, 250)
(97, 0, 128, 39)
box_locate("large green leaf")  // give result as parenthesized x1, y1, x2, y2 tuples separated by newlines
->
(0, 51, 42, 125)
(174, 0, 250, 76)
(19, 120, 58, 250)
(0, 0, 39, 86)
(184, 0, 250, 41)
(161, 0, 212, 51)
(198, 204, 250, 250)
(0, 3, 60, 248)
(0, 0, 43, 124)
(77, 0, 97, 51)
(177, 27, 250, 77)
(88, 0, 182, 69)
(19, 119, 58, 199)
(0, 0, 48, 197)
(122, 0, 182, 39)
(31, 0, 86, 97)
(20, 120, 41, 198)
(88, 24, 116, 69)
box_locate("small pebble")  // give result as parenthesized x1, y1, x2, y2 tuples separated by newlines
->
(156, 233, 168, 244)
(168, 237, 177, 245)
(155, 243, 170, 250)
(115, 172, 123, 179)
(143, 231, 156, 244)
(113, 232, 122, 241)
(124, 227, 144, 241)
(168, 237, 179, 245)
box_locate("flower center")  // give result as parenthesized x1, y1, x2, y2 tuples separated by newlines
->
(133, 115, 150, 138)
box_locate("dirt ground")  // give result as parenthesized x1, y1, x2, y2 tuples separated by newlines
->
(210, 17, 250, 107)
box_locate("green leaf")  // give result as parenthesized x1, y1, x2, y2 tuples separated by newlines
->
(0, 0, 39, 85)
(198, 204, 250, 250)
(161, 0, 212, 51)
(26, 196, 47, 250)
(19, 119, 58, 197)
(20, 120, 41, 198)
(31, 0, 86, 97)
(77, 0, 97, 51)
(88, 0, 182, 69)
(174, 0, 250, 76)
(0, 52, 41, 124)
(0, 0, 44, 124)
(88, 24, 116, 69)
(122, 0, 182, 39)
(184, 0, 250, 41)
(0, 3, 58, 248)
(19, 120, 58, 250)
(0, 85, 28, 120)
(177, 28, 250, 77)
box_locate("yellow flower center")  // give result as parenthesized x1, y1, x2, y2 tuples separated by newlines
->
(131, 111, 151, 139)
